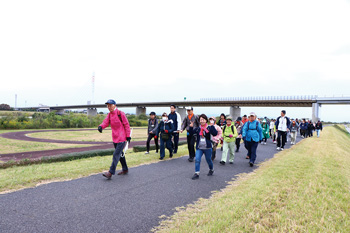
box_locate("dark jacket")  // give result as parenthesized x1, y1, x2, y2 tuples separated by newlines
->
(181, 114, 200, 132)
(315, 122, 323, 130)
(147, 118, 159, 134)
(189, 125, 218, 149)
(217, 119, 226, 128)
(300, 122, 308, 130)
(168, 111, 181, 131)
(156, 120, 175, 138)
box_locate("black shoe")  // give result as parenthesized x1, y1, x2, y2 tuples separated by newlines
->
(220, 161, 225, 165)
(229, 162, 233, 164)
(174, 151, 177, 154)
(192, 173, 199, 180)
(249, 162, 253, 167)
(235, 149, 239, 152)
(220, 147, 223, 151)
(159, 157, 164, 160)
(188, 158, 194, 162)
(207, 170, 214, 176)
(170, 152, 173, 158)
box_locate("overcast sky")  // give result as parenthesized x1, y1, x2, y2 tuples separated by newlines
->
(1, 0, 350, 121)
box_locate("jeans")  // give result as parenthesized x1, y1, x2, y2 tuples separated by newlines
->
(160, 136, 173, 158)
(171, 132, 179, 153)
(109, 141, 128, 175)
(195, 148, 213, 173)
(245, 141, 258, 164)
(316, 129, 321, 137)
(146, 133, 159, 152)
(277, 131, 287, 148)
(221, 141, 235, 163)
(187, 134, 196, 159)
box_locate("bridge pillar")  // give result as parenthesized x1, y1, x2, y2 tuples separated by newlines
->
(312, 103, 320, 122)
(136, 106, 146, 116)
(87, 108, 97, 116)
(177, 106, 186, 122)
(230, 106, 241, 121)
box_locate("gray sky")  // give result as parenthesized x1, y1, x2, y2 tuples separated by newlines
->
(1, 0, 350, 122)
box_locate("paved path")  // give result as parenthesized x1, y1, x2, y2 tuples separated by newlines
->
(0, 137, 300, 233)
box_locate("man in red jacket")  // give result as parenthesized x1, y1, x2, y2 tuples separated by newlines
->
(98, 99, 131, 179)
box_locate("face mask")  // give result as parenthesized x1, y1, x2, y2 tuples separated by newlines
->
(209, 120, 214, 124)
(162, 117, 167, 121)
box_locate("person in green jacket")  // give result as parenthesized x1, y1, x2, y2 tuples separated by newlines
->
(261, 119, 270, 144)
(220, 116, 238, 165)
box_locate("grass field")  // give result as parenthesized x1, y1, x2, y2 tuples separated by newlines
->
(154, 126, 350, 232)
(27, 127, 187, 142)
(0, 145, 189, 194)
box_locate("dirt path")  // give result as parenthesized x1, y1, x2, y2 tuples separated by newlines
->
(0, 129, 186, 162)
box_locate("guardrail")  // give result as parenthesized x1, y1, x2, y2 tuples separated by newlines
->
(200, 95, 319, 101)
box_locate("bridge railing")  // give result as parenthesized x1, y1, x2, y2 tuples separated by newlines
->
(200, 95, 318, 101)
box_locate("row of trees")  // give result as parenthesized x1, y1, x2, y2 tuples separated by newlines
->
(0, 111, 149, 129)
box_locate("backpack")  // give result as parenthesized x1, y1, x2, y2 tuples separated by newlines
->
(247, 121, 259, 130)
(223, 125, 235, 134)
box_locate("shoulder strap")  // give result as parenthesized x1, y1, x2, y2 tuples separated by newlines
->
(223, 125, 226, 133)
(256, 121, 259, 129)
(117, 110, 123, 123)
(231, 125, 234, 134)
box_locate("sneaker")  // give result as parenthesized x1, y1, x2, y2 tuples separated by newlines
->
(117, 170, 128, 175)
(192, 173, 199, 180)
(220, 161, 225, 165)
(207, 170, 214, 176)
(169, 152, 173, 158)
(273, 141, 277, 144)
(281, 148, 284, 151)
(249, 162, 254, 167)
(155, 151, 158, 153)
(145, 152, 149, 154)
(229, 161, 233, 164)
(261, 142, 264, 144)
(102, 171, 112, 179)
(277, 147, 280, 150)
(235, 149, 239, 152)
(188, 158, 194, 162)
(264, 142, 267, 145)
(159, 157, 164, 160)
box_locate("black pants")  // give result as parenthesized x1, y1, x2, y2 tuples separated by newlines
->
(172, 132, 179, 153)
(235, 138, 241, 151)
(277, 131, 287, 148)
(113, 142, 128, 172)
(146, 133, 159, 152)
(187, 134, 196, 159)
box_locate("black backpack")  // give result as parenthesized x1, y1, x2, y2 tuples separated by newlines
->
(223, 125, 235, 134)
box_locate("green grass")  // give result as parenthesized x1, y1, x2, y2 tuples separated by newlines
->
(154, 126, 350, 232)
(0, 145, 189, 194)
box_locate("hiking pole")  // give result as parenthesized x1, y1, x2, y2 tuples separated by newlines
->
(121, 128, 133, 157)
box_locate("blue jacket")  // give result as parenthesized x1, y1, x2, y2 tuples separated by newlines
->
(242, 120, 263, 142)
(300, 122, 308, 130)
(189, 125, 218, 149)
(156, 120, 175, 137)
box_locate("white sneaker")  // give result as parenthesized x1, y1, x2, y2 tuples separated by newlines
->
(273, 141, 277, 144)
(281, 148, 284, 151)
(277, 147, 280, 150)
(264, 142, 267, 145)
(145, 152, 149, 154)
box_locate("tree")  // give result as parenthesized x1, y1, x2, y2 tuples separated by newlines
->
(0, 104, 11, 110)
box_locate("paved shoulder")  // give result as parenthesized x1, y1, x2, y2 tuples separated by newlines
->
(0, 138, 299, 233)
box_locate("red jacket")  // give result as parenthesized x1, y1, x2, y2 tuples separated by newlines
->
(99, 109, 131, 143)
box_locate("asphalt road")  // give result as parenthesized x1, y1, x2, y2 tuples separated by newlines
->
(0, 137, 300, 233)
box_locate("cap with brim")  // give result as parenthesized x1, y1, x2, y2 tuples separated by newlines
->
(226, 116, 233, 121)
(236, 117, 242, 121)
(249, 112, 256, 116)
(186, 106, 193, 110)
(150, 112, 156, 115)
(209, 116, 216, 121)
(105, 99, 116, 105)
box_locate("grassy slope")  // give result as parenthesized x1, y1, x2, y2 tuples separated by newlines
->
(154, 126, 350, 232)
(0, 145, 189, 194)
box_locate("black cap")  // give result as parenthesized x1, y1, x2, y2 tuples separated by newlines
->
(149, 112, 156, 115)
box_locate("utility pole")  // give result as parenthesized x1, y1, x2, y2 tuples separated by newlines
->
(15, 94, 17, 109)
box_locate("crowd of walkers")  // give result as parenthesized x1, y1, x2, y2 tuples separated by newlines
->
(98, 99, 323, 180)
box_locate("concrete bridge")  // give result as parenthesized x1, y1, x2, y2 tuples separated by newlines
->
(19, 95, 350, 122)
